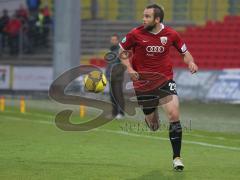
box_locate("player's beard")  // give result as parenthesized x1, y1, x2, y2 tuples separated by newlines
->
(144, 22, 157, 32)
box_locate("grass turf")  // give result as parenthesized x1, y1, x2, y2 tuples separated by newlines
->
(0, 102, 240, 180)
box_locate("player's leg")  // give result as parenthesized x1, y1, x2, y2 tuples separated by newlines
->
(161, 95, 179, 122)
(144, 107, 159, 131)
(136, 92, 160, 131)
(161, 95, 184, 171)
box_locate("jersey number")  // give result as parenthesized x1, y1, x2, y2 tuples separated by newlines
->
(169, 82, 176, 91)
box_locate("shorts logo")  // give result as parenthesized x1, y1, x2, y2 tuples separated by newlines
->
(181, 44, 187, 53)
(121, 37, 126, 43)
(146, 46, 165, 53)
(160, 36, 168, 45)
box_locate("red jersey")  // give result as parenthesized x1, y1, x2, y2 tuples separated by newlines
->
(4, 19, 22, 36)
(119, 24, 187, 91)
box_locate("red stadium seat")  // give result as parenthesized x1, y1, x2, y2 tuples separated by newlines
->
(171, 15, 240, 69)
(89, 58, 107, 68)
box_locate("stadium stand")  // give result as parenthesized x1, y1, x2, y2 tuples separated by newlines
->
(172, 0, 189, 21)
(87, 15, 240, 70)
(229, 0, 240, 15)
(80, 0, 232, 23)
(170, 15, 240, 69)
(0, 0, 53, 63)
(1, 0, 239, 69)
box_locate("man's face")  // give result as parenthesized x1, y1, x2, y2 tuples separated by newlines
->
(143, 8, 159, 31)
(110, 36, 119, 45)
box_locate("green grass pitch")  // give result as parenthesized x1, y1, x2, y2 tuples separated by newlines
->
(0, 101, 240, 180)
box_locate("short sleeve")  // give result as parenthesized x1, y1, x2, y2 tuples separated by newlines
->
(119, 32, 136, 50)
(173, 31, 188, 54)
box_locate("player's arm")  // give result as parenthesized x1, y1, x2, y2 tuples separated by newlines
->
(173, 31, 198, 74)
(181, 51, 198, 74)
(118, 32, 139, 81)
(119, 47, 139, 81)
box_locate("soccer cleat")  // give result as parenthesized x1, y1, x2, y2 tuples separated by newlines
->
(173, 157, 184, 171)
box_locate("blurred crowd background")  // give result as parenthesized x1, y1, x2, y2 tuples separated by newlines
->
(0, 0, 52, 57)
(0, 0, 239, 103)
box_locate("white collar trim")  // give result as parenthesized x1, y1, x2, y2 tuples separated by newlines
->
(149, 23, 165, 35)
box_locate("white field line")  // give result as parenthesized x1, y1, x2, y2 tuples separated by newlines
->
(98, 129, 240, 151)
(10, 110, 240, 142)
(184, 133, 240, 142)
(0, 114, 240, 152)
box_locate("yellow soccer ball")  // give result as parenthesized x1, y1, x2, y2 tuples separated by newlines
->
(84, 71, 107, 93)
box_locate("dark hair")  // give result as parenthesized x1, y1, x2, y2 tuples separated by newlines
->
(146, 4, 164, 22)
(111, 34, 119, 39)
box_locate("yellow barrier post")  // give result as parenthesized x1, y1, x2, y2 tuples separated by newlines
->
(0, 96, 5, 112)
(20, 96, 26, 114)
(80, 105, 85, 118)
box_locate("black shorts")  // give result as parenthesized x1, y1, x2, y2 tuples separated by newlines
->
(135, 80, 177, 115)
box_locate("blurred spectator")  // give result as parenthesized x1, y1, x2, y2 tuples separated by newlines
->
(16, 5, 31, 54)
(26, 0, 41, 16)
(0, 3, 52, 56)
(18, 4, 29, 21)
(35, 8, 51, 47)
(0, 9, 10, 52)
(42, 6, 51, 17)
(21, 16, 32, 54)
(106, 34, 125, 119)
(25, 14, 37, 53)
(4, 12, 22, 55)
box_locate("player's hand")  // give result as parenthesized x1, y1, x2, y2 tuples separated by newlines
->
(188, 61, 198, 74)
(127, 68, 139, 81)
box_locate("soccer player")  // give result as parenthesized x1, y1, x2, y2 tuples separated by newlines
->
(118, 4, 198, 171)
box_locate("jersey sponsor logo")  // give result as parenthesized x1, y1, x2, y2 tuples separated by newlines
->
(181, 44, 187, 53)
(146, 46, 165, 53)
(160, 36, 168, 45)
(121, 37, 126, 43)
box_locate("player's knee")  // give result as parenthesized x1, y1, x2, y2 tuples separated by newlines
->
(167, 110, 179, 121)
